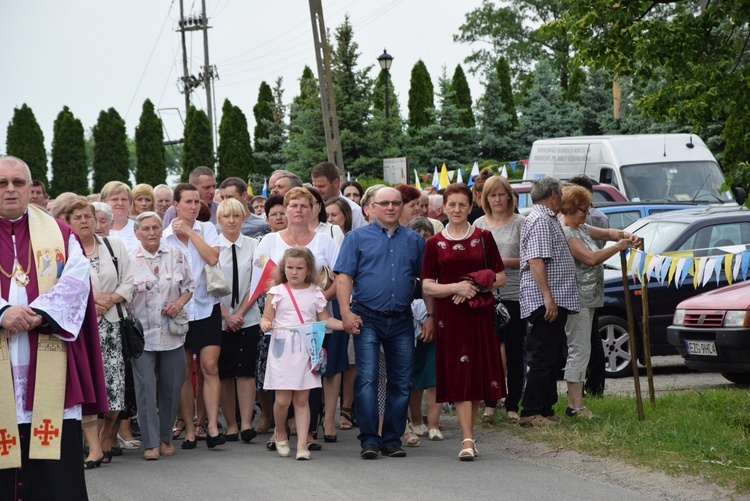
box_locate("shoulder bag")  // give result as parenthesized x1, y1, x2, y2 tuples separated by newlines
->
(479, 230, 510, 331)
(200, 222, 231, 297)
(103, 238, 145, 360)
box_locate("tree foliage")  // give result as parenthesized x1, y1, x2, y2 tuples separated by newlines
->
(450, 64, 475, 128)
(217, 99, 253, 183)
(496, 57, 518, 128)
(255, 77, 289, 174)
(92, 108, 130, 192)
(134, 99, 166, 186)
(561, 1, 750, 126)
(182, 106, 214, 181)
(50, 106, 88, 196)
(408, 60, 434, 135)
(253, 81, 274, 175)
(285, 66, 327, 175)
(6, 104, 48, 185)
(477, 64, 515, 161)
(455, 0, 573, 87)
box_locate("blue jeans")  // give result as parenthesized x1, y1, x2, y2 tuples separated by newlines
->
(352, 307, 414, 450)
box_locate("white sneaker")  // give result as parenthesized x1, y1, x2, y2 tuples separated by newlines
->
(428, 428, 444, 441)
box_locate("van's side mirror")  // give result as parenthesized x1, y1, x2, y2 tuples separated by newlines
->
(732, 186, 747, 205)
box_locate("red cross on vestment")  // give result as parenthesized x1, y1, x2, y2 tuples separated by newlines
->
(0, 429, 16, 456)
(33, 419, 60, 446)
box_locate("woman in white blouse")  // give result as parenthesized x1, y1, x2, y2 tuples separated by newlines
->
(129, 212, 194, 460)
(216, 199, 262, 443)
(163, 183, 225, 449)
(101, 181, 139, 253)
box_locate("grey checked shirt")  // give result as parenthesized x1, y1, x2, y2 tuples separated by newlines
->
(519, 204, 579, 319)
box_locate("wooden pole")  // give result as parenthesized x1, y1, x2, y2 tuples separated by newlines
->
(638, 241, 656, 407)
(620, 249, 644, 420)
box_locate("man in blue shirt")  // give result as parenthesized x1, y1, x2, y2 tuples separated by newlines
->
(335, 187, 434, 459)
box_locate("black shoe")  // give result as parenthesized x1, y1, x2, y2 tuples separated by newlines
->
(240, 428, 257, 443)
(110, 447, 123, 457)
(181, 439, 197, 450)
(308, 442, 322, 451)
(224, 433, 239, 442)
(382, 444, 406, 458)
(266, 439, 276, 451)
(324, 434, 337, 443)
(206, 433, 227, 449)
(360, 443, 379, 459)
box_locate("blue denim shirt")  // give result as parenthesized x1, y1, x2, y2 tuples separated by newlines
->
(334, 221, 425, 312)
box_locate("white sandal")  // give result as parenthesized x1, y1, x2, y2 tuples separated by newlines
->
(458, 438, 476, 461)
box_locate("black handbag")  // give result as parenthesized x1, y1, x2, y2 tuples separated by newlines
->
(479, 230, 510, 331)
(102, 238, 144, 360)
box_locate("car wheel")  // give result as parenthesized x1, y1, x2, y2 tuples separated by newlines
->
(599, 314, 633, 378)
(720, 372, 750, 386)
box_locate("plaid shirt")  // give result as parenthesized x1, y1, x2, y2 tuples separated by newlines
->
(519, 204, 579, 318)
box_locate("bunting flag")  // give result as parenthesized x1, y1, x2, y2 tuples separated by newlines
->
(347, 171, 351, 181)
(621, 247, 750, 290)
(456, 168, 464, 184)
(248, 254, 277, 305)
(500, 165, 508, 179)
(468, 161, 480, 186)
(261, 178, 268, 197)
(413, 169, 421, 190)
(431, 166, 440, 189)
(438, 163, 450, 189)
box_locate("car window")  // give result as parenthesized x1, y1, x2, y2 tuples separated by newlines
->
(592, 191, 612, 203)
(607, 210, 641, 230)
(677, 222, 750, 253)
(517, 192, 533, 209)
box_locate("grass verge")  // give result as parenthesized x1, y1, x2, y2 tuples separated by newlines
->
(485, 388, 750, 493)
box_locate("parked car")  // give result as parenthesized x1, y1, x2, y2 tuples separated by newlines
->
(596, 201, 700, 230)
(667, 281, 750, 385)
(598, 206, 750, 377)
(512, 179, 627, 213)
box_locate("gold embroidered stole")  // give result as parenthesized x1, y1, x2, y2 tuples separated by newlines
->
(0, 205, 66, 468)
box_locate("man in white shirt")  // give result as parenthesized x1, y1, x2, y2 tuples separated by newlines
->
(311, 162, 365, 229)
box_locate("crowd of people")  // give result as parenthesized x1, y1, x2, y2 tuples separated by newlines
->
(0, 154, 642, 499)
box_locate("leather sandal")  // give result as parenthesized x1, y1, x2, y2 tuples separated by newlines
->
(459, 439, 476, 461)
(172, 418, 186, 440)
(339, 407, 354, 430)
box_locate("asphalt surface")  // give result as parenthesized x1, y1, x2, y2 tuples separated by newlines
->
(86, 418, 670, 501)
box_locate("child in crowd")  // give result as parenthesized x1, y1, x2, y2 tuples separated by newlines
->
(260, 247, 343, 460)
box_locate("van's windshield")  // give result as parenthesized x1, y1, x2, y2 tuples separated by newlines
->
(620, 161, 733, 203)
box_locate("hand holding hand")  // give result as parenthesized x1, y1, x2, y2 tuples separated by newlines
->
(342, 311, 362, 335)
(260, 318, 273, 333)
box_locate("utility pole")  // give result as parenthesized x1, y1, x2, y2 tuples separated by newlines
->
(176, 0, 218, 163)
(308, 0, 344, 170)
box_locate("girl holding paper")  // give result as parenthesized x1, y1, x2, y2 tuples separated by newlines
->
(260, 247, 343, 460)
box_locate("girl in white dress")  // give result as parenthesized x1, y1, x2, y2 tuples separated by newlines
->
(260, 247, 343, 460)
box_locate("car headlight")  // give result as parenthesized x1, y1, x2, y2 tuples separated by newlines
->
(673, 309, 685, 326)
(724, 310, 749, 327)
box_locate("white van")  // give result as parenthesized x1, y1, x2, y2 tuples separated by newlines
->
(527, 134, 743, 205)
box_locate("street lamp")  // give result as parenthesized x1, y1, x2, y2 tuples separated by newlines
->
(377, 49, 393, 119)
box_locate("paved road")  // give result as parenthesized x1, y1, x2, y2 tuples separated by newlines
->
(86, 358, 733, 501)
(87, 419, 673, 501)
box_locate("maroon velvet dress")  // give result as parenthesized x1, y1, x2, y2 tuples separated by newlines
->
(421, 227, 507, 403)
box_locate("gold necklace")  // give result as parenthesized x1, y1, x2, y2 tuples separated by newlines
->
(0, 243, 33, 287)
(288, 230, 311, 247)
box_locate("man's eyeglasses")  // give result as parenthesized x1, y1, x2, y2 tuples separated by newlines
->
(0, 179, 28, 189)
(372, 201, 403, 207)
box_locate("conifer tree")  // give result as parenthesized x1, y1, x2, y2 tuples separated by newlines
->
(285, 66, 326, 175)
(408, 60, 434, 135)
(477, 65, 514, 161)
(496, 57, 518, 128)
(255, 77, 289, 173)
(92, 108, 130, 192)
(135, 99, 166, 186)
(5, 104, 48, 185)
(450, 64, 475, 128)
(253, 81, 275, 175)
(50, 106, 88, 196)
(217, 99, 253, 183)
(182, 106, 214, 181)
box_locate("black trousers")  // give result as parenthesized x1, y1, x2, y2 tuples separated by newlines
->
(485, 300, 527, 413)
(0, 419, 87, 501)
(520, 306, 569, 417)
(585, 309, 606, 396)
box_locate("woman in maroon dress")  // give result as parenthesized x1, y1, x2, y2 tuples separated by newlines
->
(422, 184, 507, 461)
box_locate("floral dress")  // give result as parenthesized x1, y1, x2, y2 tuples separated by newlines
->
(90, 257, 125, 411)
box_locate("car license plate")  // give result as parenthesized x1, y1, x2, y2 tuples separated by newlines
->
(686, 340, 717, 356)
